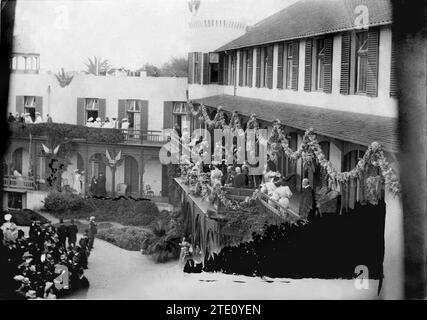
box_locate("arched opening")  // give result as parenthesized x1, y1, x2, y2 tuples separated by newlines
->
(124, 155, 139, 194)
(11, 147, 29, 176)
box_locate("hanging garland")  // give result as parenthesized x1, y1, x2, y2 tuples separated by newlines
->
(268, 120, 401, 196)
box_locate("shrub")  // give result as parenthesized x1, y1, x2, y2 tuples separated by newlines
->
(43, 192, 90, 213)
(97, 226, 152, 251)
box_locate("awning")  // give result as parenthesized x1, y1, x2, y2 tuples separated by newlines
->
(192, 94, 399, 153)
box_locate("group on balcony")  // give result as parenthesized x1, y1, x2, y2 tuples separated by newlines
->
(7, 112, 52, 124)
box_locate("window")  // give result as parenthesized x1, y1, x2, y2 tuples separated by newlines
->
(85, 98, 99, 110)
(316, 38, 326, 90)
(85, 98, 99, 123)
(262, 47, 268, 87)
(209, 53, 219, 84)
(126, 100, 141, 112)
(355, 32, 368, 93)
(286, 43, 295, 89)
(24, 96, 36, 122)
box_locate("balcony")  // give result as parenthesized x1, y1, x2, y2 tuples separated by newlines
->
(3, 175, 36, 191)
(9, 122, 167, 147)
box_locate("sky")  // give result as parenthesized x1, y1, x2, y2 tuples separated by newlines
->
(13, 0, 297, 72)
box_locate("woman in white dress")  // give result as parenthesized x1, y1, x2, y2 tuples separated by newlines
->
(35, 112, 43, 123)
(271, 179, 293, 209)
(72, 169, 82, 194)
(86, 117, 94, 127)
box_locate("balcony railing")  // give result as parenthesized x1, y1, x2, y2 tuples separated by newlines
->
(121, 129, 166, 144)
(3, 176, 36, 190)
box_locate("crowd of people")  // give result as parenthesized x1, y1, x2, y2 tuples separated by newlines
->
(7, 112, 53, 124)
(0, 214, 97, 299)
(85, 116, 128, 129)
(204, 153, 317, 219)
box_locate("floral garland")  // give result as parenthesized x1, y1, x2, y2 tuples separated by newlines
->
(213, 185, 260, 211)
(268, 121, 401, 195)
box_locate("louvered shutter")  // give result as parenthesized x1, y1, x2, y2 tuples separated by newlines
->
(304, 39, 313, 91)
(390, 38, 398, 97)
(266, 46, 274, 89)
(323, 36, 333, 93)
(340, 32, 351, 95)
(277, 43, 284, 89)
(255, 47, 261, 88)
(118, 100, 126, 127)
(163, 101, 173, 130)
(35, 96, 43, 117)
(202, 53, 209, 85)
(224, 55, 229, 85)
(140, 100, 148, 135)
(291, 41, 299, 91)
(98, 98, 106, 121)
(76, 98, 85, 125)
(218, 53, 224, 85)
(197, 52, 203, 84)
(188, 52, 194, 84)
(366, 28, 379, 97)
(16, 96, 24, 115)
(247, 49, 253, 87)
(238, 50, 244, 86)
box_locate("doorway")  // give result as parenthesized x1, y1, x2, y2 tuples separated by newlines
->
(124, 156, 139, 194)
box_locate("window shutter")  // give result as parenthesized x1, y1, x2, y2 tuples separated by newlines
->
(35, 96, 43, 117)
(239, 50, 244, 86)
(16, 96, 24, 115)
(218, 53, 224, 85)
(118, 99, 126, 127)
(267, 45, 274, 89)
(304, 39, 312, 91)
(340, 32, 351, 95)
(248, 49, 253, 87)
(390, 38, 398, 97)
(291, 41, 299, 91)
(188, 52, 194, 84)
(255, 47, 261, 88)
(140, 100, 149, 134)
(163, 101, 173, 129)
(76, 98, 85, 125)
(277, 43, 284, 89)
(197, 52, 203, 85)
(323, 36, 333, 93)
(366, 28, 379, 97)
(98, 98, 106, 121)
(202, 53, 209, 85)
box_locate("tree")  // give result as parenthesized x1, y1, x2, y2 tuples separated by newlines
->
(160, 57, 188, 77)
(84, 56, 113, 76)
(140, 63, 161, 77)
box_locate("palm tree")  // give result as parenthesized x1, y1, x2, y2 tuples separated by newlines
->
(55, 68, 74, 87)
(84, 56, 113, 76)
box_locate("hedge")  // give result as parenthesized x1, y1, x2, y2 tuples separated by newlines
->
(44, 192, 160, 227)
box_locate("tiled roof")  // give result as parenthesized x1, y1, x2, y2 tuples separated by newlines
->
(216, 0, 392, 52)
(192, 94, 398, 153)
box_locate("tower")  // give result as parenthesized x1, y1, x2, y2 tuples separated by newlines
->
(186, 0, 247, 53)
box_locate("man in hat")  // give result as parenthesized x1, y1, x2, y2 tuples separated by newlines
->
(56, 219, 68, 248)
(299, 178, 316, 220)
(1, 214, 18, 244)
(7, 112, 16, 122)
(67, 219, 78, 247)
(46, 114, 53, 123)
(88, 217, 97, 251)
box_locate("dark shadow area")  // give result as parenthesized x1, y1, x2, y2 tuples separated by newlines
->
(185, 201, 386, 280)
